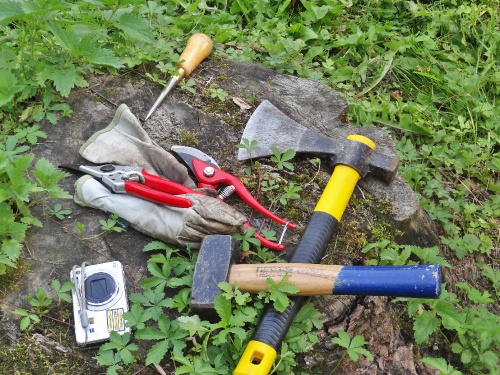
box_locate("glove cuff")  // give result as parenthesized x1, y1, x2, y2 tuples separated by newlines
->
(74, 175, 94, 207)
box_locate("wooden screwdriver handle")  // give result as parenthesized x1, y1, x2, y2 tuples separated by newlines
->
(178, 33, 213, 77)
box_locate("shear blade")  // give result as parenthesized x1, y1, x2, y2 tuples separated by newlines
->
(58, 164, 84, 174)
(171, 145, 220, 171)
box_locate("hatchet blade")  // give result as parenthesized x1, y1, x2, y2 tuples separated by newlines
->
(238, 100, 339, 161)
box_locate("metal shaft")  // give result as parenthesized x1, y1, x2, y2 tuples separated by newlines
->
(144, 33, 213, 121)
(144, 71, 183, 121)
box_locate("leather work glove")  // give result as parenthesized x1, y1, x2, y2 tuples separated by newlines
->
(74, 175, 247, 249)
(79, 104, 196, 189)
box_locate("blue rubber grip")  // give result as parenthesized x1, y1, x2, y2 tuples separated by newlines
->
(334, 265, 441, 298)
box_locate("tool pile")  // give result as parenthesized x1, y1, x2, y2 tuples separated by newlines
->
(62, 33, 442, 375)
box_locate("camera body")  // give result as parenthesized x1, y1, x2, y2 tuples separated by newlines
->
(70, 261, 129, 345)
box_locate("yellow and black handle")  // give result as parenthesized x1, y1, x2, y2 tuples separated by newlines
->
(233, 135, 376, 375)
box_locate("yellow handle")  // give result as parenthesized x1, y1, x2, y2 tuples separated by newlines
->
(178, 33, 213, 77)
(314, 135, 376, 221)
(233, 340, 277, 375)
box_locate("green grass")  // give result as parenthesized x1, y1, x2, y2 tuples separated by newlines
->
(0, 0, 498, 374)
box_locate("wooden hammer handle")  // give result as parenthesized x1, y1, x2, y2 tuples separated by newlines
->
(229, 263, 341, 295)
(229, 263, 441, 298)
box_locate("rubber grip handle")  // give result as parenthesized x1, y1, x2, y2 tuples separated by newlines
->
(290, 212, 339, 264)
(334, 264, 442, 298)
(252, 212, 338, 344)
(178, 33, 213, 77)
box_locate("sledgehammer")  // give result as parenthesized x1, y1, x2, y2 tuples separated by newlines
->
(190, 235, 441, 316)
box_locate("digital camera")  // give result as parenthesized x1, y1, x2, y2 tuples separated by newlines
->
(70, 261, 129, 345)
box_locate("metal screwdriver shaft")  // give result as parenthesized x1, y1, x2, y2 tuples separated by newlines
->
(144, 33, 213, 121)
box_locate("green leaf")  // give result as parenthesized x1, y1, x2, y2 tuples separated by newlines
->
(434, 300, 464, 334)
(460, 348, 473, 364)
(136, 326, 169, 341)
(299, 26, 318, 42)
(420, 357, 463, 374)
(0, 69, 23, 107)
(295, 302, 322, 329)
(481, 350, 500, 371)
(350, 335, 369, 349)
(123, 304, 151, 330)
(145, 340, 170, 365)
(0, 254, 16, 268)
(33, 158, 72, 198)
(87, 47, 124, 69)
(331, 330, 351, 348)
(95, 349, 121, 367)
(0, 1, 25, 24)
(177, 315, 209, 337)
(20, 316, 31, 330)
(2, 239, 22, 261)
(143, 241, 172, 252)
(114, 13, 155, 43)
(413, 310, 440, 344)
(49, 65, 88, 97)
(45, 20, 78, 52)
(118, 344, 138, 365)
(214, 293, 232, 326)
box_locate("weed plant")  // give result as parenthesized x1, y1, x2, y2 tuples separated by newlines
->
(0, 0, 498, 374)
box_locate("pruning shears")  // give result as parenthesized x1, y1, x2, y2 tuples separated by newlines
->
(59, 164, 200, 208)
(61, 152, 295, 250)
(171, 145, 296, 250)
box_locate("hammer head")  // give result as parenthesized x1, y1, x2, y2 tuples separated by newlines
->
(190, 235, 240, 318)
(238, 100, 399, 184)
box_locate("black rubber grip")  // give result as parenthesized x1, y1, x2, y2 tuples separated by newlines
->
(253, 212, 339, 349)
(290, 212, 339, 264)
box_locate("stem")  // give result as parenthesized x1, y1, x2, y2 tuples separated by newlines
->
(106, 0, 121, 22)
(330, 351, 347, 374)
(235, 0, 251, 24)
(355, 52, 395, 98)
(0, 300, 74, 327)
(30, 17, 43, 60)
(18, 22, 28, 79)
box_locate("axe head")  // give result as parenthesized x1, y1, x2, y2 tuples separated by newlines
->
(238, 100, 398, 184)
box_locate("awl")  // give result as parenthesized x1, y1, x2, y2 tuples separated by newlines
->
(144, 33, 213, 121)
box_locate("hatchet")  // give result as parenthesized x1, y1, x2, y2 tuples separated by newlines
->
(237, 100, 398, 184)
(233, 101, 428, 375)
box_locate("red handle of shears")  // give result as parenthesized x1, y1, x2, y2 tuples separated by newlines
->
(141, 169, 199, 195)
(244, 223, 285, 251)
(124, 181, 193, 208)
(191, 159, 297, 229)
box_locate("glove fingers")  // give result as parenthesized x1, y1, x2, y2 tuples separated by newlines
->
(74, 178, 246, 249)
(184, 194, 247, 227)
(79, 104, 195, 187)
(179, 194, 247, 243)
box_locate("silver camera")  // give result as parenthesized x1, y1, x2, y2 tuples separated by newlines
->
(70, 261, 129, 345)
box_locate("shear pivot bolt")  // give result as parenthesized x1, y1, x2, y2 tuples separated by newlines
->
(100, 164, 115, 172)
(203, 166, 215, 177)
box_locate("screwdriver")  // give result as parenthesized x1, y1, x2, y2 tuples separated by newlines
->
(144, 33, 213, 121)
